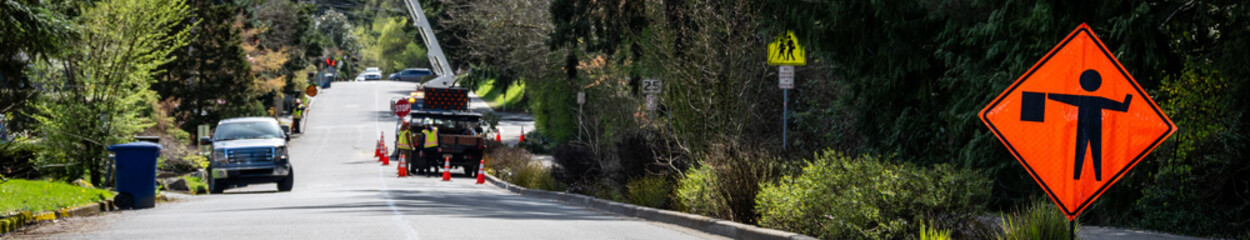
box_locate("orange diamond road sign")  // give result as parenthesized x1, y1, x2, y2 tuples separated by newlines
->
(979, 23, 1176, 220)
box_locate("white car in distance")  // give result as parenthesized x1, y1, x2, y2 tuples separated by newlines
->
(356, 67, 383, 82)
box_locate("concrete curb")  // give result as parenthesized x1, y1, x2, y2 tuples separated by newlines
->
(483, 173, 817, 240)
(0, 200, 113, 235)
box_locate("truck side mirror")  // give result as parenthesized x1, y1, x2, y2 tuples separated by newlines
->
(281, 125, 291, 135)
(199, 136, 212, 145)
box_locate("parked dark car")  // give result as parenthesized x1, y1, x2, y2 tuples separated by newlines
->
(390, 68, 433, 82)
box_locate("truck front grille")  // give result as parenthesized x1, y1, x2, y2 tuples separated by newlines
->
(228, 147, 274, 163)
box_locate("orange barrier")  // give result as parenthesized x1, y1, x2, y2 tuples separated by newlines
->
(475, 160, 486, 184)
(397, 154, 407, 177)
(441, 157, 452, 181)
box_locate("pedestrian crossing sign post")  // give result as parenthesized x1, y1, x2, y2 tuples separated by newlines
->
(768, 30, 803, 151)
(768, 31, 806, 66)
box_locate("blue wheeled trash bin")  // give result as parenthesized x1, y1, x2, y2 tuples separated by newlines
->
(108, 141, 162, 209)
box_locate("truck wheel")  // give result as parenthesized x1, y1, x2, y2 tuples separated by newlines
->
(277, 169, 294, 192)
(464, 164, 477, 178)
(416, 158, 428, 175)
(208, 168, 224, 194)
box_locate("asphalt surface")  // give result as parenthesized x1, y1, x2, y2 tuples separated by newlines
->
(9, 81, 722, 240)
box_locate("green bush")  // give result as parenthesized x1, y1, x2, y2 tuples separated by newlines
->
(755, 150, 992, 240)
(675, 163, 729, 219)
(486, 146, 532, 179)
(998, 200, 1073, 240)
(919, 222, 952, 240)
(674, 142, 780, 224)
(183, 175, 207, 195)
(513, 162, 565, 191)
(487, 146, 564, 191)
(626, 175, 671, 209)
(158, 154, 208, 173)
(590, 178, 626, 203)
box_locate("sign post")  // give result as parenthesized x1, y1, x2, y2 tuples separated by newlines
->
(778, 66, 794, 151)
(197, 124, 211, 155)
(980, 24, 1176, 238)
(643, 78, 661, 124)
(769, 31, 805, 151)
(577, 91, 585, 141)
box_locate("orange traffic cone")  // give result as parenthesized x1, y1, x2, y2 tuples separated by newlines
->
(495, 132, 501, 142)
(375, 140, 383, 159)
(519, 127, 525, 142)
(441, 157, 452, 181)
(381, 145, 390, 166)
(475, 160, 486, 184)
(397, 154, 407, 177)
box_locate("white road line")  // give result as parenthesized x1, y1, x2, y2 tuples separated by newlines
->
(373, 83, 421, 240)
(378, 164, 420, 240)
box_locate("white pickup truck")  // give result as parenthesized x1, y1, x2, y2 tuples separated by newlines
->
(201, 117, 293, 193)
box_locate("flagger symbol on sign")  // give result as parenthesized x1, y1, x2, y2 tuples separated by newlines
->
(1020, 70, 1132, 181)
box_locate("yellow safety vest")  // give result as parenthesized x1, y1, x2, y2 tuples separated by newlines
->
(293, 107, 302, 119)
(397, 130, 412, 150)
(423, 128, 439, 148)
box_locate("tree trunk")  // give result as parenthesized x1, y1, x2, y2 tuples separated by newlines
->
(90, 150, 103, 186)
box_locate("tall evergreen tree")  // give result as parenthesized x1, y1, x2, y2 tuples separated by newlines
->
(155, 0, 260, 133)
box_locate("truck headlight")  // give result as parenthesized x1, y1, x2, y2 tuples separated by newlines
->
(274, 146, 287, 161)
(213, 150, 227, 164)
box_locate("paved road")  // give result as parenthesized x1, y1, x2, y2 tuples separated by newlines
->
(10, 81, 721, 240)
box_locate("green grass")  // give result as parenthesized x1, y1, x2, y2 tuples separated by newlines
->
(473, 78, 526, 110)
(998, 200, 1074, 240)
(0, 179, 114, 214)
(183, 176, 208, 195)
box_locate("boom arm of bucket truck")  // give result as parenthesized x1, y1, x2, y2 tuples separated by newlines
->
(402, 0, 456, 89)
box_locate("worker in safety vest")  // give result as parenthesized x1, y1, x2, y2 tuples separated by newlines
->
(292, 99, 305, 133)
(397, 120, 415, 174)
(420, 119, 440, 177)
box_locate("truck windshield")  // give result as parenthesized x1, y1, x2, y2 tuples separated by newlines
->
(214, 121, 284, 141)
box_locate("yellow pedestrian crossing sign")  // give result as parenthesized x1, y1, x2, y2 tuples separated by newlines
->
(768, 31, 806, 66)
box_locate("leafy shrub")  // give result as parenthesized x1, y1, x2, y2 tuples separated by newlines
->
(755, 150, 992, 239)
(616, 128, 689, 180)
(675, 142, 778, 223)
(590, 178, 626, 202)
(0, 137, 43, 179)
(512, 161, 564, 191)
(184, 175, 207, 195)
(486, 146, 532, 179)
(551, 142, 596, 189)
(487, 146, 564, 191)
(159, 154, 208, 173)
(919, 222, 952, 240)
(675, 163, 727, 217)
(626, 175, 672, 209)
(998, 200, 1072, 240)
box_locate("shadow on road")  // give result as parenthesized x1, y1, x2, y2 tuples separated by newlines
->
(221, 187, 616, 221)
(342, 160, 379, 165)
(217, 189, 280, 195)
(387, 89, 417, 96)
